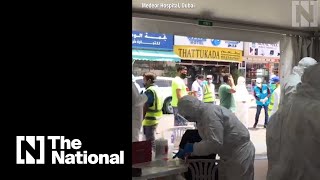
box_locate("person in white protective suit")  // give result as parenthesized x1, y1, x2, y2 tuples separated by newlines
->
(266, 63, 320, 180)
(282, 57, 317, 103)
(234, 76, 250, 129)
(132, 74, 141, 93)
(132, 77, 148, 142)
(175, 95, 255, 180)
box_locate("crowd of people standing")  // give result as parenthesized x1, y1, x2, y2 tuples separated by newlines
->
(170, 65, 281, 129)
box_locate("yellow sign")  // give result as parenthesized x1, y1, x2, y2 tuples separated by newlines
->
(174, 45, 243, 62)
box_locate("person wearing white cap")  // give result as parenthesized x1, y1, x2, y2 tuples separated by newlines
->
(202, 75, 216, 104)
(253, 78, 271, 128)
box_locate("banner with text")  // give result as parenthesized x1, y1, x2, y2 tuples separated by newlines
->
(244, 42, 280, 58)
(132, 31, 174, 51)
(174, 46, 243, 62)
(174, 35, 244, 51)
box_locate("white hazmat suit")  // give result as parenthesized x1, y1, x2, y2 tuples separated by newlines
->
(132, 80, 147, 142)
(282, 57, 317, 103)
(178, 95, 255, 180)
(266, 63, 320, 180)
(234, 76, 250, 128)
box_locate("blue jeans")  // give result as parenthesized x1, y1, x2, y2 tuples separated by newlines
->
(255, 105, 269, 126)
(173, 107, 187, 126)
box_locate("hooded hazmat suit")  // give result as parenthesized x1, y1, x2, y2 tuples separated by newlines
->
(234, 76, 250, 128)
(266, 63, 320, 180)
(178, 95, 255, 180)
(132, 81, 147, 142)
(282, 57, 317, 104)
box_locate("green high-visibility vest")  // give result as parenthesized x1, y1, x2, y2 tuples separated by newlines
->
(203, 84, 215, 103)
(143, 85, 163, 126)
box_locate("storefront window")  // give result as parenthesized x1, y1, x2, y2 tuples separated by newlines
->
(132, 61, 176, 76)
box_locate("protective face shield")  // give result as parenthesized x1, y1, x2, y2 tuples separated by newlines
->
(177, 95, 203, 122)
(292, 57, 318, 77)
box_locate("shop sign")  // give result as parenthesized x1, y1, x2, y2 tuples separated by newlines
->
(174, 35, 244, 51)
(244, 42, 280, 58)
(198, 20, 213, 26)
(174, 45, 243, 62)
(132, 31, 174, 51)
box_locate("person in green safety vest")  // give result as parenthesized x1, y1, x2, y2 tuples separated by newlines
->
(142, 72, 164, 149)
(268, 76, 280, 118)
(203, 75, 216, 104)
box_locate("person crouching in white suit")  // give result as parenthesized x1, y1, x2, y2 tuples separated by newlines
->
(132, 81, 147, 142)
(174, 95, 255, 180)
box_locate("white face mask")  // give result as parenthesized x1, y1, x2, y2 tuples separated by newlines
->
(209, 80, 213, 83)
(256, 83, 262, 88)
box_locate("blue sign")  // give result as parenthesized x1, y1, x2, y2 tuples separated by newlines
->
(132, 31, 174, 51)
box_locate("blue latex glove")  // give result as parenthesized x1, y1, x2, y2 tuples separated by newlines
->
(184, 143, 194, 154)
(173, 149, 185, 159)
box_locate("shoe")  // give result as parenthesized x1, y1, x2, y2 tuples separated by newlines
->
(253, 124, 257, 128)
(264, 125, 267, 128)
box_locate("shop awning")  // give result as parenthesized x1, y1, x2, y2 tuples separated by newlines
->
(132, 49, 181, 62)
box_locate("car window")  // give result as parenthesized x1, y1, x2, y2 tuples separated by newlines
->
(136, 79, 144, 88)
(155, 80, 172, 87)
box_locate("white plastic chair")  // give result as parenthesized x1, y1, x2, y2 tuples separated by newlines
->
(167, 126, 195, 149)
(187, 159, 219, 180)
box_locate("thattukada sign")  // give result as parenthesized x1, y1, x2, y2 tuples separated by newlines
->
(174, 45, 243, 62)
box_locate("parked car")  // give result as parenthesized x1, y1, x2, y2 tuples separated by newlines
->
(134, 76, 174, 114)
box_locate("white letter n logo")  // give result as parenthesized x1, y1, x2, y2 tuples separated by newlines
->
(16, 136, 45, 164)
(292, 1, 319, 27)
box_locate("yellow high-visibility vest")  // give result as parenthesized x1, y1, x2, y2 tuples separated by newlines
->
(268, 86, 280, 116)
(203, 84, 215, 103)
(142, 85, 163, 126)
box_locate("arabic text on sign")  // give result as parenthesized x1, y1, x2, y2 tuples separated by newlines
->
(132, 33, 168, 41)
(132, 40, 161, 46)
(187, 37, 206, 45)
